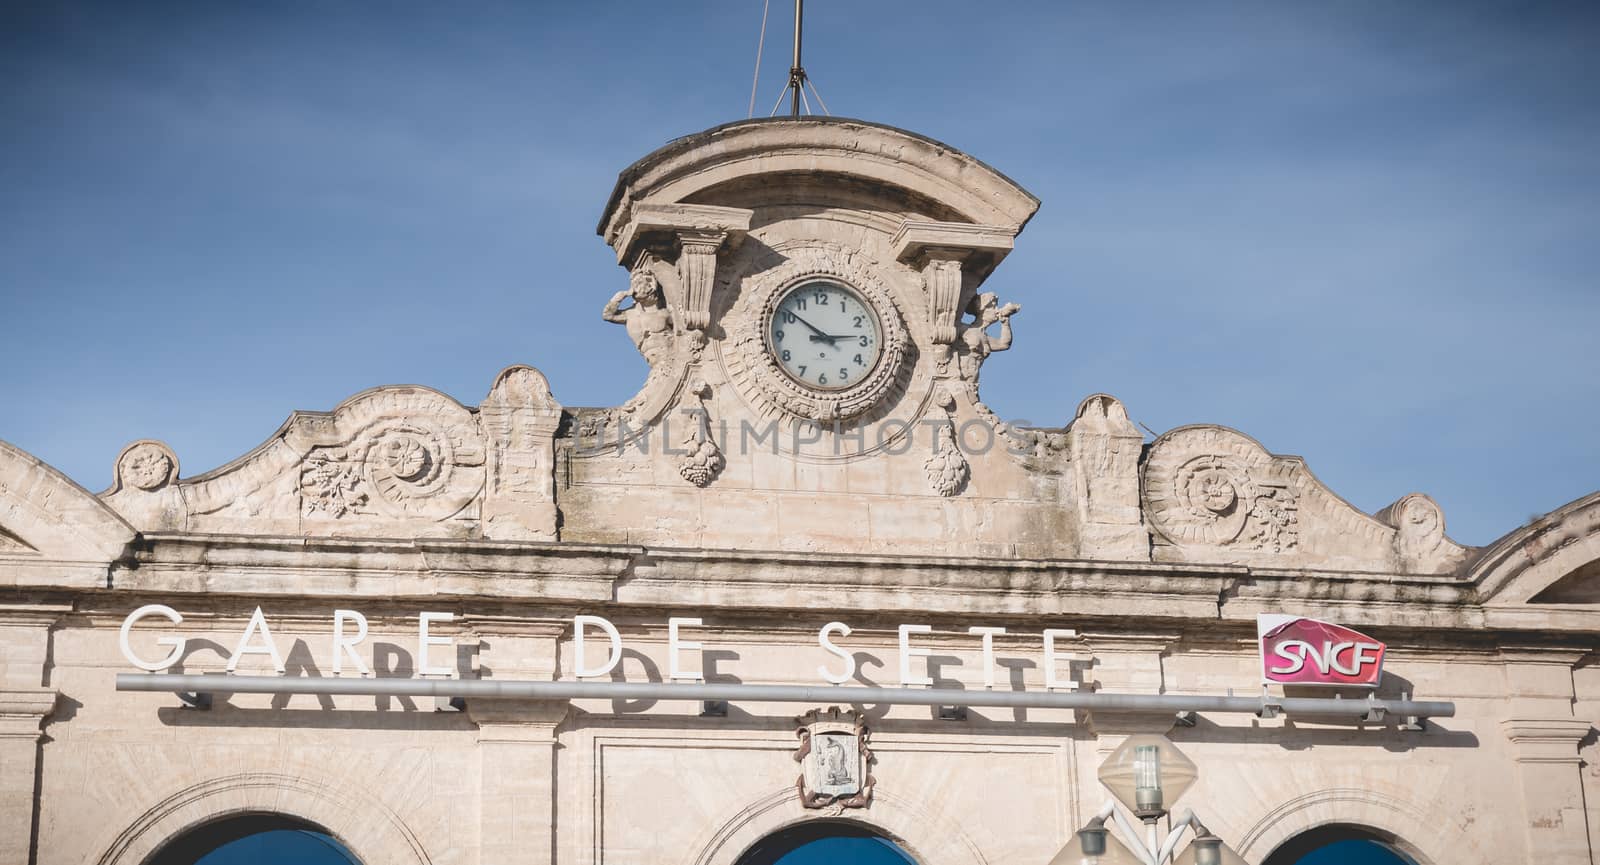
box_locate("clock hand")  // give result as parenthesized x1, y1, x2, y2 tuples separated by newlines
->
(789, 312, 839, 345)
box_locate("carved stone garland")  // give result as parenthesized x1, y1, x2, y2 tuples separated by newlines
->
(923, 390, 969, 496)
(724, 244, 911, 424)
(677, 380, 725, 488)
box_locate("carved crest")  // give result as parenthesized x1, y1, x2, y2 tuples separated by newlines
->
(794, 707, 874, 809)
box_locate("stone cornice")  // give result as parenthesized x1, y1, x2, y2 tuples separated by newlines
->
(1501, 717, 1594, 764)
(7, 532, 1596, 639)
(0, 687, 57, 741)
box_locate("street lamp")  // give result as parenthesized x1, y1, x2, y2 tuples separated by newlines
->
(1049, 735, 1248, 865)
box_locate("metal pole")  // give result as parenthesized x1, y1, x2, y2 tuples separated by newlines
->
(790, 0, 804, 117)
(115, 674, 1455, 720)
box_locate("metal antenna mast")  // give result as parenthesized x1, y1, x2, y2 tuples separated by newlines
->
(786, 0, 806, 117)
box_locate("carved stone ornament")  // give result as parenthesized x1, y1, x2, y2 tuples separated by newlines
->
(923, 392, 969, 496)
(111, 440, 178, 493)
(677, 380, 724, 488)
(1144, 427, 1299, 553)
(952, 291, 1020, 393)
(724, 244, 911, 423)
(298, 388, 485, 522)
(1381, 492, 1468, 575)
(480, 365, 562, 540)
(794, 707, 874, 810)
(602, 253, 677, 367)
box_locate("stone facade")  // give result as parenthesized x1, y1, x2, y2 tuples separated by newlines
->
(1, 117, 1597, 864)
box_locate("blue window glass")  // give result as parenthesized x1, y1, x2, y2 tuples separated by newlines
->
(769, 835, 917, 865)
(191, 829, 360, 865)
(1294, 838, 1414, 865)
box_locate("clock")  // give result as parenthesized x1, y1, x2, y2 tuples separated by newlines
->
(724, 245, 910, 423)
(767, 281, 883, 391)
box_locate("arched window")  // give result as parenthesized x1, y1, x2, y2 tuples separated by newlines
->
(1261, 823, 1421, 865)
(734, 820, 918, 865)
(146, 813, 361, 865)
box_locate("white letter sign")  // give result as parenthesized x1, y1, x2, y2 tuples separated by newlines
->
(227, 607, 285, 673)
(899, 624, 933, 686)
(968, 626, 1006, 689)
(332, 609, 370, 676)
(817, 621, 855, 684)
(573, 614, 623, 678)
(417, 612, 454, 676)
(1043, 628, 1079, 691)
(120, 604, 187, 672)
(668, 617, 704, 681)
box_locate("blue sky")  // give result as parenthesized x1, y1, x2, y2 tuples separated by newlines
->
(2, 1, 1595, 545)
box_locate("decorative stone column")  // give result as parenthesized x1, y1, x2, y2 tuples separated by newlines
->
(0, 689, 54, 864)
(469, 699, 571, 865)
(0, 603, 65, 865)
(1499, 647, 1595, 862)
(465, 618, 569, 865)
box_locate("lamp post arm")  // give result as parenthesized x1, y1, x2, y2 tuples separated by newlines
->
(1155, 810, 1198, 864)
(1102, 801, 1159, 865)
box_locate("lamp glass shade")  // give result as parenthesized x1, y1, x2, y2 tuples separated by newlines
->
(1173, 835, 1249, 865)
(1097, 734, 1198, 817)
(1047, 826, 1142, 865)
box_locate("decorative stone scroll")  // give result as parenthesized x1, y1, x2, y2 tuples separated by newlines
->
(296, 388, 485, 524)
(480, 365, 562, 540)
(794, 707, 874, 810)
(1377, 493, 1469, 575)
(1144, 426, 1300, 556)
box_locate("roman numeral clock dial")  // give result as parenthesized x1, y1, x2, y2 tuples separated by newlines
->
(768, 281, 883, 391)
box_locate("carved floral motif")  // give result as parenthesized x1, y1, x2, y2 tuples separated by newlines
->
(300, 453, 367, 518)
(113, 441, 179, 493)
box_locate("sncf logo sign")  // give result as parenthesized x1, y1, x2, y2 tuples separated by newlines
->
(1257, 614, 1385, 688)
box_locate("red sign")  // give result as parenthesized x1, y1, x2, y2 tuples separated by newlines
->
(1257, 615, 1385, 688)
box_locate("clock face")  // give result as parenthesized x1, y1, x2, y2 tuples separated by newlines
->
(768, 281, 882, 391)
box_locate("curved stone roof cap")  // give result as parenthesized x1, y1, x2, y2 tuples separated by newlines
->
(597, 117, 1041, 242)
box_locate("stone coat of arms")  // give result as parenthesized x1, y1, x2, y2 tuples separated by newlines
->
(794, 707, 874, 809)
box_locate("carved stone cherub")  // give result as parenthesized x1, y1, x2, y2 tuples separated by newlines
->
(954, 291, 1020, 384)
(602, 258, 674, 365)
